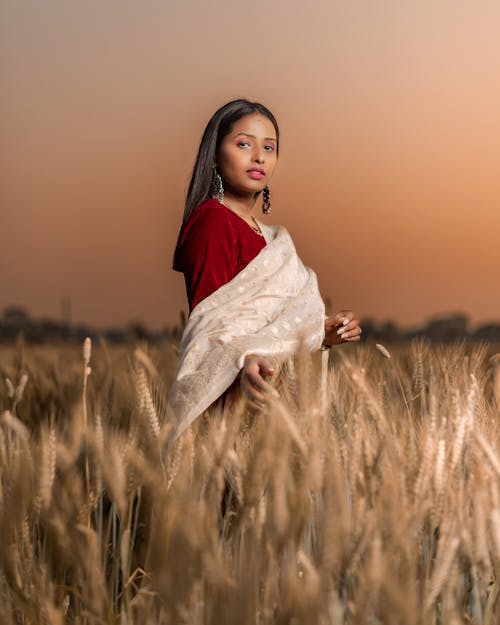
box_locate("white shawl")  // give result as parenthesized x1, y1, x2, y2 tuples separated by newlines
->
(167, 223, 326, 438)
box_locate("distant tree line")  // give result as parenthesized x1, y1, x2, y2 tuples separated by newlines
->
(1, 305, 499, 345)
(0, 306, 184, 345)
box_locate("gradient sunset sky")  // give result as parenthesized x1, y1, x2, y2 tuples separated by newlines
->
(1, 1, 499, 329)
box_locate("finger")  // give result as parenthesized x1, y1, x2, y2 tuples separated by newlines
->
(340, 310, 354, 325)
(247, 395, 268, 410)
(329, 311, 354, 329)
(326, 318, 347, 336)
(256, 357, 275, 376)
(246, 371, 280, 398)
(337, 319, 360, 334)
(345, 335, 361, 342)
(244, 357, 275, 378)
(241, 380, 267, 403)
(330, 309, 352, 323)
(325, 318, 343, 334)
(341, 327, 362, 340)
(243, 373, 279, 401)
(338, 319, 359, 334)
(247, 387, 274, 408)
(336, 325, 360, 339)
(328, 312, 346, 326)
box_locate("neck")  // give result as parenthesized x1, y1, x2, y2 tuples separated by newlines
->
(222, 190, 258, 216)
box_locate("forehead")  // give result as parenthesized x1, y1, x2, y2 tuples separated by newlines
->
(230, 113, 277, 139)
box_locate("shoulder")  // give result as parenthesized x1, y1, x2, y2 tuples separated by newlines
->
(180, 199, 237, 246)
(193, 198, 231, 219)
(186, 198, 235, 230)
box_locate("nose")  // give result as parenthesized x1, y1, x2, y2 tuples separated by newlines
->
(253, 145, 265, 163)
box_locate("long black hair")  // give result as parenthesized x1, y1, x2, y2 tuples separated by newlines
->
(172, 99, 280, 271)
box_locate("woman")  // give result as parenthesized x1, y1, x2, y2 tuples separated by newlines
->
(168, 99, 361, 438)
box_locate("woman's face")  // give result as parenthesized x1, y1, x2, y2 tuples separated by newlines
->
(216, 113, 278, 198)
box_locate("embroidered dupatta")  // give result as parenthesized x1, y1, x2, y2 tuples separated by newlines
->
(167, 224, 326, 438)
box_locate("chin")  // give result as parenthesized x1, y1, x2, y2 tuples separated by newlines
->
(230, 178, 266, 196)
(238, 184, 264, 196)
(250, 181, 267, 193)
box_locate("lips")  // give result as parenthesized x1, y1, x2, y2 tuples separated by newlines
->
(247, 168, 265, 180)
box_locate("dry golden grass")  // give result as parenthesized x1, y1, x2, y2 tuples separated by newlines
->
(0, 338, 499, 624)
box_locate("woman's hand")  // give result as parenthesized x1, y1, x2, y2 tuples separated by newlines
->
(323, 309, 362, 347)
(240, 355, 280, 408)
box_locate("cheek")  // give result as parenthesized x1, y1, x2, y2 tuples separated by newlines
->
(267, 158, 278, 176)
(219, 147, 245, 175)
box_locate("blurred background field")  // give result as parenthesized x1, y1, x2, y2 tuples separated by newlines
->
(0, 338, 499, 624)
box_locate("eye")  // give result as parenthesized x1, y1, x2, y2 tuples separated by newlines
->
(237, 140, 251, 148)
(264, 144, 275, 152)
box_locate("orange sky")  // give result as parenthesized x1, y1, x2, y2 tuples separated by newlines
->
(1, 1, 499, 329)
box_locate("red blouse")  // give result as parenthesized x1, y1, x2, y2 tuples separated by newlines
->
(176, 198, 267, 312)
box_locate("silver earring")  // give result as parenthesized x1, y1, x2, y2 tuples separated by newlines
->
(211, 168, 224, 204)
(262, 184, 271, 214)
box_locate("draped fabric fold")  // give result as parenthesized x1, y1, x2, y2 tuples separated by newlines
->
(167, 224, 326, 438)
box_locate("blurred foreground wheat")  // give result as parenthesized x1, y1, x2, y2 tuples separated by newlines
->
(0, 339, 499, 624)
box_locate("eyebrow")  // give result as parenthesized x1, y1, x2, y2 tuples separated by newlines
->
(233, 132, 277, 142)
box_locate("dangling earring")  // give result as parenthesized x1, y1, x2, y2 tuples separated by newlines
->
(262, 184, 271, 214)
(211, 167, 224, 204)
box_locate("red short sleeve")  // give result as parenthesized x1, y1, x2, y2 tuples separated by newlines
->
(177, 202, 238, 312)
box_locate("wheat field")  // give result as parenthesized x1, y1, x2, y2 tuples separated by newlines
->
(0, 338, 499, 624)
